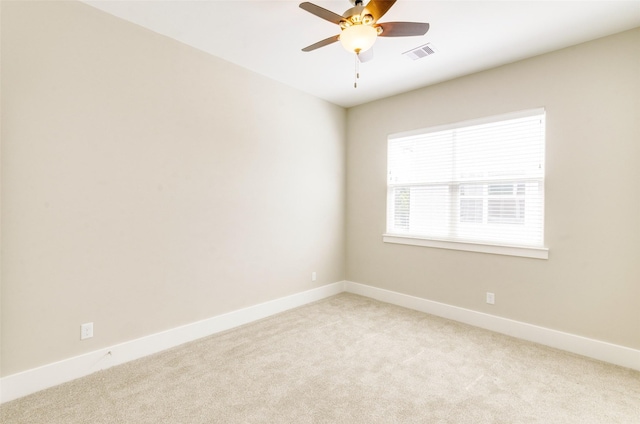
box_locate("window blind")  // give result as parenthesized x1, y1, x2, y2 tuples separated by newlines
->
(387, 109, 546, 248)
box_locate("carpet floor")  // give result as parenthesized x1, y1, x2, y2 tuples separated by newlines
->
(1, 293, 639, 423)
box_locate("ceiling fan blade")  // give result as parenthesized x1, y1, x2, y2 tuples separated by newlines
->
(378, 22, 430, 37)
(357, 48, 374, 63)
(299, 2, 344, 25)
(301, 34, 340, 52)
(364, 0, 397, 22)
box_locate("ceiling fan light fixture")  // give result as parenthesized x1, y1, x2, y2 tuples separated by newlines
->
(339, 24, 377, 54)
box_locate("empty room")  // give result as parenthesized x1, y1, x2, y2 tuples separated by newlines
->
(1, 0, 639, 422)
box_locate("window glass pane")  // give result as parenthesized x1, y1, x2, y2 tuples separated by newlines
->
(460, 184, 484, 196)
(410, 185, 451, 238)
(489, 184, 515, 195)
(393, 187, 410, 230)
(460, 198, 484, 223)
(488, 199, 525, 225)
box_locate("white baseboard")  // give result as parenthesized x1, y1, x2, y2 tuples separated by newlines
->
(344, 281, 640, 372)
(0, 281, 346, 404)
(3, 280, 638, 404)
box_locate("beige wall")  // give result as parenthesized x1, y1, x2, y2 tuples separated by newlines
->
(346, 28, 640, 349)
(1, 1, 346, 376)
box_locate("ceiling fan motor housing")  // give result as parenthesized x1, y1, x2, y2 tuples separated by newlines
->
(340, 6, 376, 29)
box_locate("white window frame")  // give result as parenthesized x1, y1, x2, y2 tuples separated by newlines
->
(383, 109, 548, 260)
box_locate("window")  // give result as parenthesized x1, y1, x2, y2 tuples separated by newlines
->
(385, 109, 547, 259)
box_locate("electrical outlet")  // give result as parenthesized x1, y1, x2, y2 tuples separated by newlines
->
(81, 322, 94, 340)
(311, 272, 317, 282)
(486, 292, 495, 305)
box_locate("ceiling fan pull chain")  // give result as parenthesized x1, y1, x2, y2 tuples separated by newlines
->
(354, 52, 360, 88)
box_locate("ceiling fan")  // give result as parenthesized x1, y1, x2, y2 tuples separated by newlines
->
(299, 0, 430, 63)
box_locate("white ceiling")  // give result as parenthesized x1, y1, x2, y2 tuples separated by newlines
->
(85, 1, 640, 108)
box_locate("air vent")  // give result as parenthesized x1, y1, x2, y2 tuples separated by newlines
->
(403, 43, 437, 60)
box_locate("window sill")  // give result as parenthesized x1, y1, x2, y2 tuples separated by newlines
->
(382, 234, 549, 259)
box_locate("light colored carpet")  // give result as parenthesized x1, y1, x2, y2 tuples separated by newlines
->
(1, 293, 639, 423)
